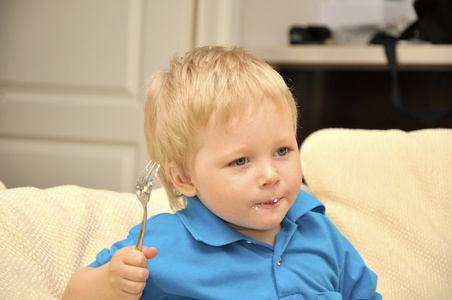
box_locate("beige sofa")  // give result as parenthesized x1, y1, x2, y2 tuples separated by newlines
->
(1, 128, 451, 299)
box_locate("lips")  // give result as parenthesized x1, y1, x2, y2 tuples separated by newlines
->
(262, 198, 279, 205)
(250, 198, 281, 210)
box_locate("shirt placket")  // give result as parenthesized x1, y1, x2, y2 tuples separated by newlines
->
(272, 218, 298, 298)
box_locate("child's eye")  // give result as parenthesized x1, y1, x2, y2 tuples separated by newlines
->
(230, 157, 248, 166)
(274, 147, 289, 157)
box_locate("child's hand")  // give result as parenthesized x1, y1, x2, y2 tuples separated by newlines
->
(106, 246, 158, 300)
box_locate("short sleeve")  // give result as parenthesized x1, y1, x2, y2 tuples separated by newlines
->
(87, 224, 139, 268)
(339, 236, 382, 300)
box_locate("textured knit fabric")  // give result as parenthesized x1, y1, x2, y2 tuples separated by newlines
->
(89, 190, 380, 299)
(0, 184, 171, 299)
(300, 128, 452, 299)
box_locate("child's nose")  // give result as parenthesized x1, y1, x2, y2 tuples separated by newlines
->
(258, 162, 280, 187)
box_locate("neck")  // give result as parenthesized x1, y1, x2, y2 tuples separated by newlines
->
(227, 223, 283, 247)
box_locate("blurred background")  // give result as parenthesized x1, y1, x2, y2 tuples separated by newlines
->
(1, 0, 451, 192)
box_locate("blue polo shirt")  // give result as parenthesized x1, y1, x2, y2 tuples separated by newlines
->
(89, 190, 381, 299)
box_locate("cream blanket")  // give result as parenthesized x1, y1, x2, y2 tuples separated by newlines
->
(0, 183, 171, 299)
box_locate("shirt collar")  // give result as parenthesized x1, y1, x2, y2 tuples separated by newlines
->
(286, 189, 325, 221)
(176, 190, 325, 247)
(176, 196, 245, 246)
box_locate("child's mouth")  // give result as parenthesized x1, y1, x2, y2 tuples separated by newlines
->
(250, 198, 280, 211)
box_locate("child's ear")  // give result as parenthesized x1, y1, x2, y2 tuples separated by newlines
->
(168, 163, 197, 197)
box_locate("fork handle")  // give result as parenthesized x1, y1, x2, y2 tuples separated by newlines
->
(135, 206, 147, 251)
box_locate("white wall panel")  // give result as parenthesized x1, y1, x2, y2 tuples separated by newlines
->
(0, 0, 131, 91)
(0, 138, 136, 191)
(0, 98, 142, 143)
(195, 0, 242, 47)
(0, 0, 195, 191)
(240, 0, 319, 47)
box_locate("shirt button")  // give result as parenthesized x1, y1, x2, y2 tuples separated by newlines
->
(245, 240, 253, 244)
(277, 257, 282, 266)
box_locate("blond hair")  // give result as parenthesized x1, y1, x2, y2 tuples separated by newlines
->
(144, 46, 297, 211)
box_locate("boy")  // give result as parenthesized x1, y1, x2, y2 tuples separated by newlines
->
(63, 46, 381, 299)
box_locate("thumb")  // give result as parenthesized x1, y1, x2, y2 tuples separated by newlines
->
(141, 246, 158, 259)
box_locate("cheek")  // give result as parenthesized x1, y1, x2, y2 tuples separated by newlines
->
(288, 159, 303, 187)
(197, 174, 231, 201)
(297, 161, 303, 179)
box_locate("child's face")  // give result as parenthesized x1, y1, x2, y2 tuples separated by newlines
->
(188, 99, 303, 236)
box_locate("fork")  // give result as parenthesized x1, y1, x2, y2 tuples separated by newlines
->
(135, 160, 160, 251)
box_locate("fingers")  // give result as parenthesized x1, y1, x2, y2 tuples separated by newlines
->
(121, 246, 158, 264)
(106, 246, 158, 299)
(109, 263, 148, 299)
(120, 262, 149, 281)
(142, 246, 158, 260)
(119, 268, 148, 293)
(114, 246, 151, 267)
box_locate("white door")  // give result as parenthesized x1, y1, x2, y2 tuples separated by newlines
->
(0, 0, 194, 192)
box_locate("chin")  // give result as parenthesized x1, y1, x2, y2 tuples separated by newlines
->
(257, 218, 285, 230)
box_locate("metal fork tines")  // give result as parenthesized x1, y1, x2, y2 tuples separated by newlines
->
(135, 160, 160, 251)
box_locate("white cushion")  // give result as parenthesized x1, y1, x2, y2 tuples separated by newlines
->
(0, 184, 171, 299)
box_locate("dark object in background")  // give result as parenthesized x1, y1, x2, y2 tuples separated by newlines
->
(290, 26, 331, 44)
(406, 0, 452, 44)
(279, 69, 452, 147)
(370, 0, 452, 126)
